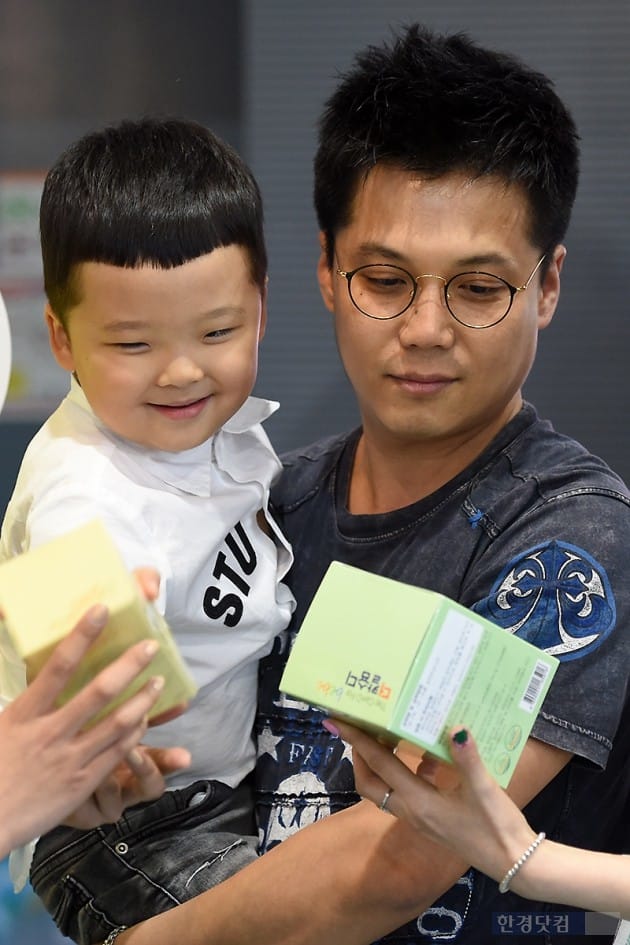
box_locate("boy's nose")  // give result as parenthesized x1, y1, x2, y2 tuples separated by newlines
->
(157, 355, 204, 387)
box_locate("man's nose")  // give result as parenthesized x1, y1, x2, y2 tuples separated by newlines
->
(398, 276, 455, 348)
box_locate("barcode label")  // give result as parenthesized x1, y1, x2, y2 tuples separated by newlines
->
(520, 660, 551, 712)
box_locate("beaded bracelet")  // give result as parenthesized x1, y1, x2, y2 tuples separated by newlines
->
(498, 832, 546, 894)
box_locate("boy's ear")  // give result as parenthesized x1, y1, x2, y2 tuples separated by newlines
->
(45, 305, 75, 372)
(258, 276, 268, 342)
(316, 231, 335, 313)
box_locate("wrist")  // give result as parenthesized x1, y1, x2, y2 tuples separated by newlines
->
(498, 832, 546, 894)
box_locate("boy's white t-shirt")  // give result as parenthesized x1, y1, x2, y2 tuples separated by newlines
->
(0, 379, 295, 886)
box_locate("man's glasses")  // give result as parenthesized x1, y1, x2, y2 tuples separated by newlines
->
(336, 255, 546, 329)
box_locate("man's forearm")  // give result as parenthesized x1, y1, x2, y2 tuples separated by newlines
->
(119, 800, 468, 945)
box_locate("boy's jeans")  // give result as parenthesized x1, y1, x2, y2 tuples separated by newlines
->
(31, 777, 258, 945)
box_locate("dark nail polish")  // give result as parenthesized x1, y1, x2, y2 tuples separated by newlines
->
(452, 728, 468, 745)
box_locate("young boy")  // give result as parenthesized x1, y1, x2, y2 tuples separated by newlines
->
(0, 117, 295, 945)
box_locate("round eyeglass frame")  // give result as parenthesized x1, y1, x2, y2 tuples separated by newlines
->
(336, 255, 546, 329)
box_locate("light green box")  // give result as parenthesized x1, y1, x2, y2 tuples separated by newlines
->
(280, 561, 558, 787)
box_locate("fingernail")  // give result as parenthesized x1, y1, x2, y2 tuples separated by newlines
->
(87, 604, 108, 630)
(322, 719, 340, 737)
(127, 749, 144, 768)
(143, 640, 160, 658)
(452, 728, 469, 745)
(150, 675, 165, 692)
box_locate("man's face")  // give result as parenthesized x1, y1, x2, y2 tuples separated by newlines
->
(318, 165, 564, 458)
(47, 246, 266, 452)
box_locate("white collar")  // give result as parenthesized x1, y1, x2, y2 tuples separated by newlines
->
(67, 378, 279, 497)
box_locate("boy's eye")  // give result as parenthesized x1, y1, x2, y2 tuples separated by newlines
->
(205, 327, 234, 340)
(112, 342, 149, 351)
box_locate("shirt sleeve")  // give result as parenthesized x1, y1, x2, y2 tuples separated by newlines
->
(2, 463, 172, 615)
(463, 490, 630, 767)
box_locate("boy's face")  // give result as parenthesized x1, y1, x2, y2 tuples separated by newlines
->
(46, 246, 266, 452)
(318, 165, 564, 466)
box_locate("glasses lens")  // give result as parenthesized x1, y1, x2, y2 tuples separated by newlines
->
(447, 273, 511, 327)
(349, 265, 415, 319)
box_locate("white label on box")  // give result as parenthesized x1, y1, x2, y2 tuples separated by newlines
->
(400, 610, 482, 743)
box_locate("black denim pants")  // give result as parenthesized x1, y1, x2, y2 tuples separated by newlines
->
(30, 777, 258, 945)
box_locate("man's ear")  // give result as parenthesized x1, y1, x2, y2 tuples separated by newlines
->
(45, 304, 75, 372)
(316, 231, 335, 313)
(537, 245, 566, 330)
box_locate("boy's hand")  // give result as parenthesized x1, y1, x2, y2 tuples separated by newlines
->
(64, 744, 191, 828)
(133, 566, 190, 726)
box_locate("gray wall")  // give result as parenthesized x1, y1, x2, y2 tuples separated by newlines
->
(0, 0, 241, 166)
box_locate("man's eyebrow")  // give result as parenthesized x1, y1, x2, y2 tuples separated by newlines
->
(354, 242, 406, 261)
(454, 252, 516, 269)
(353, 244, 517, 271)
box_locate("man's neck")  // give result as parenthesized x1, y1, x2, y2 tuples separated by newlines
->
(347, 437, 456, 514)
(348, 406, 522, 515)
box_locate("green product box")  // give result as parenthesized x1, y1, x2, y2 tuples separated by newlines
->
(280, 561, 558, 787)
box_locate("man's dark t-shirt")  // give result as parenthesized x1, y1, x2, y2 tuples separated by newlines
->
(256, 405, 630, 944)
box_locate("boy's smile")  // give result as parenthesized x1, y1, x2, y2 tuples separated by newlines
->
(149, 396, 213, 420)
(46, 246, 266, 452)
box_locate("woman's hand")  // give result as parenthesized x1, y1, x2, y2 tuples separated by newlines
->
(0, 603, 190, 856)
(326, 720, 536, 883)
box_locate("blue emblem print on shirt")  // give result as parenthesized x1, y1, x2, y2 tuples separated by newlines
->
(473, 541, 616, 661)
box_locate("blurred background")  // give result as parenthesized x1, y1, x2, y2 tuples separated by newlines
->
(0, 1, 628, 942)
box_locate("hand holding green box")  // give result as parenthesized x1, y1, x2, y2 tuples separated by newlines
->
(0, 518, 197, 721)
(280, 561, 558, 787)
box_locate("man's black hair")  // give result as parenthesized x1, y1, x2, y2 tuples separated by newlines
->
(314, 24, 579, 263)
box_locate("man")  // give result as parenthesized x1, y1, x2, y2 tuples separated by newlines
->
(254, 22, 630, 944)
(63, 24, 630, 945)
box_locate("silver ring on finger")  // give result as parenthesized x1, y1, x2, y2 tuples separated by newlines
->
(379, 788, 394, 813)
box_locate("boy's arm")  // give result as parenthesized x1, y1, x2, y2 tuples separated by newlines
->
(120, 737, 570, 945)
